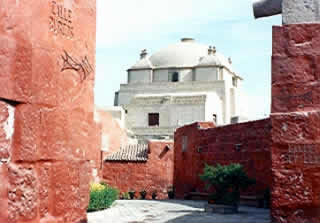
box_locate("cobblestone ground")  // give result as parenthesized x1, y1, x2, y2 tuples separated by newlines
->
(87, 200, 270, 223)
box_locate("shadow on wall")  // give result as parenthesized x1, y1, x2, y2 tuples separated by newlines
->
(159, 146, 171, 159)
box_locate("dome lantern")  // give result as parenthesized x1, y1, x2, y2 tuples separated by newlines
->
(140, 49, 148, 59)
(208, 46, 216, 55)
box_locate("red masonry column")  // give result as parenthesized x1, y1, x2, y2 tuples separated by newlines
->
(271, 24, 320, 222)
(0, 1, 100, 222)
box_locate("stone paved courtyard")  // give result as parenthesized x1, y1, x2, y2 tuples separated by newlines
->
(87, 200, 270, 223)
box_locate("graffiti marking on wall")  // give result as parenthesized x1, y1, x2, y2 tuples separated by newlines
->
(61, 50, 93, 82)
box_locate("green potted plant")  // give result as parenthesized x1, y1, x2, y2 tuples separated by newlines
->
(200, 163, 255, 212)
(151, 190, 157, 200)
(128, 189, 135, 200)
(167, 185, 175, 199)
(120, 192, 130, 200)
(140, 190, 147, 199)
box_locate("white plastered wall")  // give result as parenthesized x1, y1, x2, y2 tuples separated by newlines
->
(195, 67, 218, 81)
(128, 70, 152, 84)
(153, 69, 169, 82)
(169, 104, 205, 126)
(205, 93, 223, 125)
(125, 101, 205, 129)
(178, 69, 193, 82)
(222, 68, 232, 124)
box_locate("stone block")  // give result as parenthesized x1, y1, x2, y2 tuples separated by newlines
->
(271, 111, 320, 144)
(272, 209, 320, 223)
(8, 163, 39, 223)
(272, 81, 320, 113)
(51, 161, 90, 223)
(272, 55, 319, 85)
(271, 165, 320, 222)
(272, 24, 320, 58)
(271, 113, 320, 219)
(0, 101, 14, 163)
(271, 25, 320, 113)
(0, 0, 96, 112)
(11, 104, 40, 162)
(0, 164, 8, 223)
(11, 104, 100, 162)
(6, 161, 90, 223)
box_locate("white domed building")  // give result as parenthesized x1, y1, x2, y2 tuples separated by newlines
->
(114, 38, 247, 140)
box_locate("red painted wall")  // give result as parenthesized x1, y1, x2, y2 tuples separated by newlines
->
(95, 109, 128, 156)
(174, 119, 272, 198)
(102, 141, 174, 199)
(0, 1, 99, 222)
(271, 24, 320, 222)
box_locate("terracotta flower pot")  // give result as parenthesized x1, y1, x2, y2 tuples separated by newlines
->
(208, 200, 215, 204)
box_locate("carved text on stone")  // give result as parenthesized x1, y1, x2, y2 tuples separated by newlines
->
(49, 1, 74, 39)
(281, 144, 320, 164)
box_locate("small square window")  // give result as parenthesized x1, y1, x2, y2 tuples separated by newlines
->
(148, 113, 159, 126)
(169, 72, 179, 82)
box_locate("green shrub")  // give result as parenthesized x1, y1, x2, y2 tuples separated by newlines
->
(200, 163, 255, 206)
(87, 183, 119, 212)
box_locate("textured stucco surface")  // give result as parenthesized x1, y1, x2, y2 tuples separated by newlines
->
(174, 120, 271, 199)
(271, 24, 320, 222)
(0, 1, 99, 222)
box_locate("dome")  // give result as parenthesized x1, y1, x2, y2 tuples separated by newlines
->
(148, 38, 232, 70)
(130, 58, 153, 70)
(149, 38, 209, 68)
(197, 51, 233, 72)
(129, 49, 153, 70)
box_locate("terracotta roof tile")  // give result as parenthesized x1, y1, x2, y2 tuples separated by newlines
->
(105, 144, 149, 162)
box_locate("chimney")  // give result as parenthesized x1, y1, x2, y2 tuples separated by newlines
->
(208, 46, 216, 55)
(181, 38, 195, 43)
(228, 57, 232, 64)
(140, 49, 147, 59)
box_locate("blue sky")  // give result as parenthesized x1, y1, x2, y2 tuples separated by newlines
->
(95, 0, 281, 120)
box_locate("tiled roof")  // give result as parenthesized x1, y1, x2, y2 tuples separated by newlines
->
(105, 144, 149, 162)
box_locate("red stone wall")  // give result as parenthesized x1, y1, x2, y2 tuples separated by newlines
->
(95, 109, 128, 156)
(174, 120, 271, 199)
(102, 141, 174, 199)
(0, 1, 99, 222)
(271, 24, 320, 222)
